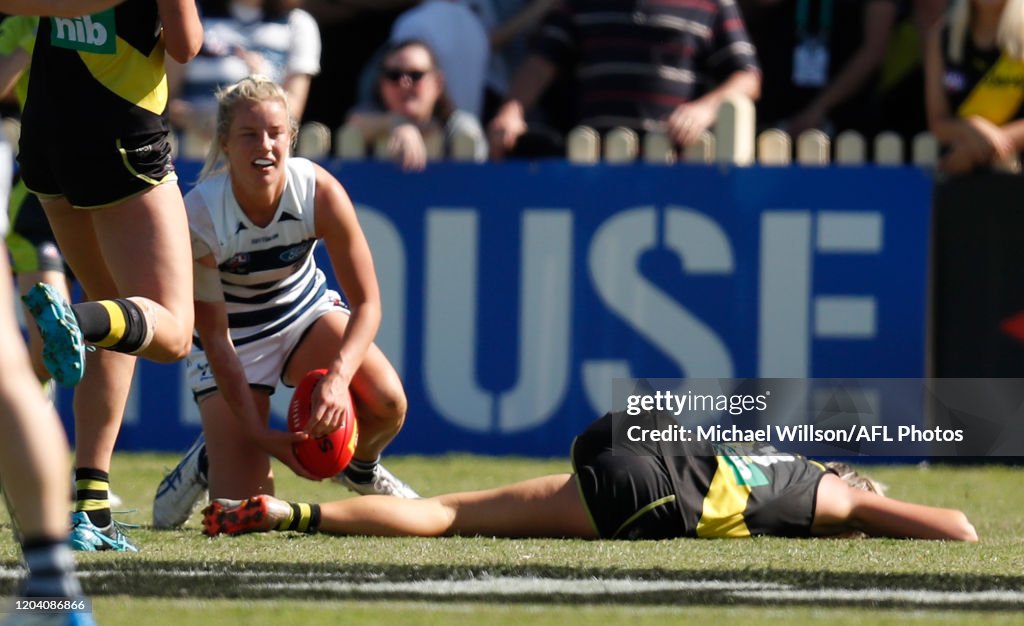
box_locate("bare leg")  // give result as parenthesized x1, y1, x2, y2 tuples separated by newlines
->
(205, 474, 597, 538)
(40, 196, 135, 474)
(42, 183, 194, 363)
(0, 253, 69, 540)
(37, 184, 191, 549)
(72, 350, 136, 472)
(16, 268, 70, 383)
(42, 185, 194, 452)
(201, 390, 275, 499)
(284, 311, 407, 462)
(318, 474, 598, 538)
(0, 254, 86, 602)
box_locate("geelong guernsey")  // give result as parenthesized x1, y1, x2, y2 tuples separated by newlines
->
(186, 158, 326, 348)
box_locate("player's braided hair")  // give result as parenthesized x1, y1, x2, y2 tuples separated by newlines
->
(199, 75, 299, 181)
(823, 461, 887, 497)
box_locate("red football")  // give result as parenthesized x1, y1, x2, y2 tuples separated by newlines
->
(287, 369, 359, 479)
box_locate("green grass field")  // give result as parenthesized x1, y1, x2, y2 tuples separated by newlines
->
(2, 454, 1022, 625)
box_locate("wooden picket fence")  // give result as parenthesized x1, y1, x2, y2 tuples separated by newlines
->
(287, 96, 947, 168)
(3, 95, 1016, 170)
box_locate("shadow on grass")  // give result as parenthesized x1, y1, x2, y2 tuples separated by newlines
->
(4, 561, 1020, 610)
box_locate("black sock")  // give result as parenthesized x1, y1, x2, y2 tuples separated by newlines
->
(21, 537, 82, 598)
(73, 299, 150, 353)
(343, 457, 379, 484)
(71, 302, 111, 341)
(198, 444, 209, 480)
(74, 467, 111, 528)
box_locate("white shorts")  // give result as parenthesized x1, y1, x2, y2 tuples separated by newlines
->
(187, 288, 348, 398)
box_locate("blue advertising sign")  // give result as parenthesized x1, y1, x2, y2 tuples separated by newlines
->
(57, 161, 932, 457)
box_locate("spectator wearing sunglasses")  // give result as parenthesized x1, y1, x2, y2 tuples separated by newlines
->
(346, 39, 488, 171)
(388, 0, 492, 120)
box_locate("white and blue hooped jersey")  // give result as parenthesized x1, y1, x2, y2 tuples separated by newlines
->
(185, 157, 326, 349)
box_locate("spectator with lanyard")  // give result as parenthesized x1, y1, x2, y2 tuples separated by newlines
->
(740, 0, 899, 137)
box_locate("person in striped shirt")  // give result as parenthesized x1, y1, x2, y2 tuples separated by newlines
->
(488, 0, 762, 158)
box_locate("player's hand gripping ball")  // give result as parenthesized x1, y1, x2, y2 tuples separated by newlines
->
(288, 369, 359, 479)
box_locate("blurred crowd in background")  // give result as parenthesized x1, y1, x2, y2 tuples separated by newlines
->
(2, 0, 1020, 174)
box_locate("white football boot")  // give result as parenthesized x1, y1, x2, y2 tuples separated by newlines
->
(333, 462, 419, 498)
(152, 434, 209, 528)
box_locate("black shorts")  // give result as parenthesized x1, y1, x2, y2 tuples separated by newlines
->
(6, 177, 64, 274)
(571, 413, 683, 540)
(572, 411, 827, 539)
(18, 128, 176, 209)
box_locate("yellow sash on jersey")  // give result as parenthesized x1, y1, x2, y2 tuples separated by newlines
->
(696, 456, 753, 538)
(958, 53, 1024, 125)
(78, 36, 167, 116)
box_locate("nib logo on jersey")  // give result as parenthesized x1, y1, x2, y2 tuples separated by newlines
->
(50, 10, 116, 55)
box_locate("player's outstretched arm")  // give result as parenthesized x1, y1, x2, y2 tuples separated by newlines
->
(2, 0, 120, 17)
(812, 474, 978, 541)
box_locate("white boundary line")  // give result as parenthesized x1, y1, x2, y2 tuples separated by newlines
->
(2, 567, 1023, 606)
(260, 578, 789, 595)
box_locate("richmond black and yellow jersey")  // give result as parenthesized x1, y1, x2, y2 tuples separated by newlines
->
(22, 0, 168, 137)
(943, 28, 1024, 126)
(572, 410, 827, 540)
(671, 439, 825, 538)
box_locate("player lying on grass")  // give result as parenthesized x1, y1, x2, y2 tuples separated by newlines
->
(203, 410, 978, 541)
